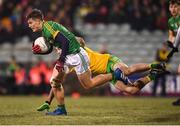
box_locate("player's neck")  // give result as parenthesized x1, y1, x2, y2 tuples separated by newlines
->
(39, 21, 44, 30)
(172, 14, 179, 19)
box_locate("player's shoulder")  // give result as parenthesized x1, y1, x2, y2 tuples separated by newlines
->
(45, 20, 59, 26)
(45, 20, 54, 25)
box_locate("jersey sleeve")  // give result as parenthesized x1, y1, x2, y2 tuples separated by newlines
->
(44, 21, 60, 39)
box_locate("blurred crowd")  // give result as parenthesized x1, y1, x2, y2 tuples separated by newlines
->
(0, 56, 110, 95)
(0, 0, 170, 43)
(0, 56, 53, 95)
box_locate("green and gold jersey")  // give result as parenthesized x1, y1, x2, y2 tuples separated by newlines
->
(168, 16, 180, 36)
(42, 21, 80, 54)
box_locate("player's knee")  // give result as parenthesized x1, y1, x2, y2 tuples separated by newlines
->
(50, 77, 62, 89)
(82, 84, 92, 90)
(123, 68, 131, 75)
(80, 82, 93, 90)
(123, 92, 132, 96)
(82, 85, 90, 90)
(114, 63, 129, 75)
(124, 86, 138, 95)
(128, 90, 136, 95)
(116, 66, 130, 76)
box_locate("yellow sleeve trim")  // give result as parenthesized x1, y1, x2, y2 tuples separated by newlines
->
(53, 31, 59, 39)
(44, 22, 60, 39)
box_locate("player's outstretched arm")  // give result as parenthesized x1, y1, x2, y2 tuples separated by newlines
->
(76, 36, 86, 48)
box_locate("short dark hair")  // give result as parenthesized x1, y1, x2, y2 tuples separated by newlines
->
(26, 9, 44, 20)
(169, 0, 180, 5)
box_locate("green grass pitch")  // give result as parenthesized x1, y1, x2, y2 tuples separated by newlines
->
(0, 96, 180, 125)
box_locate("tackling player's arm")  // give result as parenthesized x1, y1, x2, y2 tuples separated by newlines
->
(54, 36, 86, 55)
(75, 37, 86, 48)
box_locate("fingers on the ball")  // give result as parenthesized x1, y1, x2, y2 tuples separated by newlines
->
(33, 46, 41, 52)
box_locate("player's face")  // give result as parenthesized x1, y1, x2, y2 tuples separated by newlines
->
(169, 4, 179, 17)
(27, 18, 42, 32)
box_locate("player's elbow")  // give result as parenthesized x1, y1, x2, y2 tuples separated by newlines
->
(76, 37, 85, 47)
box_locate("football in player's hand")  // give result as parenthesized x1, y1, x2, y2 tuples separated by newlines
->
(33, 37, 50, 53)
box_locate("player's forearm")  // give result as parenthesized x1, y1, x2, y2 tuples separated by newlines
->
(76, 36, 86, 48)
(55, 33, 69, 63)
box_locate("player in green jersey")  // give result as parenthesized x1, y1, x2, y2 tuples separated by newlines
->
(27, 9, 137, 115)
(166, 0, 180, 106)
(36, 37, 166, 112)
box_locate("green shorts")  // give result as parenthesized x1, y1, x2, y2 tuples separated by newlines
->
(106, 55, 122, 85)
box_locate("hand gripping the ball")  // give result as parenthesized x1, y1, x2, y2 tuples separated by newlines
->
(32, 44, 42, 54)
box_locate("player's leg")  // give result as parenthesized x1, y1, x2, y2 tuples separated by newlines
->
(77, 69, 112, 89)
(172, 98, 180, 106)
(108, 55, 165, 85)
(172, 64, 180, 106)
(113, 62, 150, 76)
(37, 88, 54, 111)
(47, 88, 54, 104)
(46, 66, 67, 115)
(111, 55, 165, 76)
(114, 69, 164, 95)
(114, 62, 166, 76)
(74, 47, 113, 89)
(50, 66, 65, 105)
(114, 76, 151, 95)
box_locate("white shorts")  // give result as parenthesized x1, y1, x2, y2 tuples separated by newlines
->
(64, 47, 90, 75)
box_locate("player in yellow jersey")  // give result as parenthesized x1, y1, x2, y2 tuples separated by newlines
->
(37, 37, 166, 113)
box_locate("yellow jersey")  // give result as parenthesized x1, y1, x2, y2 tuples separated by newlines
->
(85, 47, 110, 74)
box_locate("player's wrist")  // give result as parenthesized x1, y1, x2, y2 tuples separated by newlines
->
(32, 44, 42, 54)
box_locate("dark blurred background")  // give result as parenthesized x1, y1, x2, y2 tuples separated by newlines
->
(0, 0, 179, 96)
